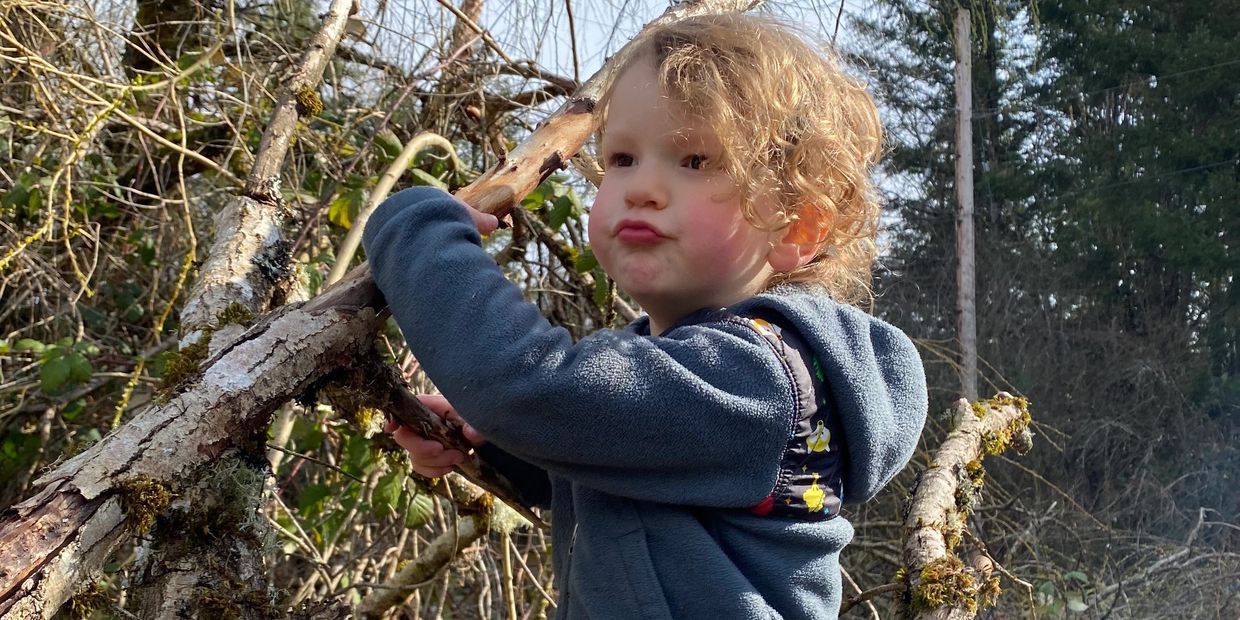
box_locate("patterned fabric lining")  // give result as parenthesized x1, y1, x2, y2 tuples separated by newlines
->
(743, 317, 845, 521)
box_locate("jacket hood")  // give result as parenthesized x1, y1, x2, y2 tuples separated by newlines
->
(732, 284, 928, 503)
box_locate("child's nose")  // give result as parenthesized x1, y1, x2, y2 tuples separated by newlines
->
(624, 167, 668, 209)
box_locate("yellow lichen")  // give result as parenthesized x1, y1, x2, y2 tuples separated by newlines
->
(910, 556, 979, 613)
(980, 429, 1008, 456)
(970, 401, 988, 419)
(118, 477, 172, 533)
(353, 406, 386, 438)
(294, 86, 323, 117)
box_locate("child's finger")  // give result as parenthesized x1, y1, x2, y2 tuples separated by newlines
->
(466, 206, 500, 235)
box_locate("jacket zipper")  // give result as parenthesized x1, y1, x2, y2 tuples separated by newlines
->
(560, 523, 579, 617)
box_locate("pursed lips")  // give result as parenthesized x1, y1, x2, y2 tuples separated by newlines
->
(614, 219, 668, 244)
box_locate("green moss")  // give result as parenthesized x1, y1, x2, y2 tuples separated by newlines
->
(977, 394, 1034, 456)
(216, 302, 255, 327)
(910, 556, 978, 613)
(294, 86, 323, 117)
(67, 581, 109, 620)
(157, 331, 213, 400)
(197, 589, 241, 620)
(118, 477, 172, 534)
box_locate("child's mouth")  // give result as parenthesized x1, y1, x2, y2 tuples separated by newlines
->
(615, 220, 666, 244)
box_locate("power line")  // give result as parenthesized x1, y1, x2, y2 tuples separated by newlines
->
(1051, 157, 1240, 202)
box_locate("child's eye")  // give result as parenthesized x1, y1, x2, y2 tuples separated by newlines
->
(608, 153, 634, 168)
(683, 154, 709, 170)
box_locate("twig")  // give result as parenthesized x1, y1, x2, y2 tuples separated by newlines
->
(266, 443, 366, 484)
(839, 581, 905, 616)
(839, 567, 885, 618)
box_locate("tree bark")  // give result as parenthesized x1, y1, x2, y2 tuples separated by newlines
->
(126, 1, 364, 617)
(0, 280, 381, 618)
(180, 0, 359, 339)
(953, 9, 978, 401)
(902, 395, 1032, 619)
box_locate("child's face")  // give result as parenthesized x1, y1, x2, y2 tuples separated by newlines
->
(590, 59, 784, 332)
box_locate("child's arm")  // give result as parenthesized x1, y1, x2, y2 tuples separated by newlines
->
(364, 188, 797, 508)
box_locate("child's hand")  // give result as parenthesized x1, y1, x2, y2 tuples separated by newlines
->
(384, 393, 487, 478)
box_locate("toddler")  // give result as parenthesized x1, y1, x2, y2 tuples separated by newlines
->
(363, 13, 927, 619)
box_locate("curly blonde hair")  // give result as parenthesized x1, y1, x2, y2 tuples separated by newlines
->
(597, 13, 883, 305)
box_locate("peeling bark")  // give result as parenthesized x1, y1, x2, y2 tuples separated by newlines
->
(180, 195, 289, 340)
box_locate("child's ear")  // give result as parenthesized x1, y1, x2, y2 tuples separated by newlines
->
(767, 210, 830, 272)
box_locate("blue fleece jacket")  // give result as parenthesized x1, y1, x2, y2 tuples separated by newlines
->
(363, 187, 928, 619)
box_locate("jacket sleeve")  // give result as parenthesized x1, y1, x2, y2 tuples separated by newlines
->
(475, 443, 553, 509)
(363, 187, 794, 508)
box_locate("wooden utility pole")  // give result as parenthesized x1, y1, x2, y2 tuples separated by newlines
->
(954, 9, 978, 401)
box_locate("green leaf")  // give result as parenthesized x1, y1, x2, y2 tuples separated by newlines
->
(40, 356, 70, 393)
(404, 490, 435, 529)
(408, 168, 447, 190)
(573, 247, 598, 273)
(299, 483, 331, 516)
(1066, 594, 1088, 612)
(175, 51, 206, 71)
(67, 352, 92, 383)
(548, 195, 575, 229)
(374, 130, 404, 161)
(340, 431, 374, 476)
(25, 187, 41, 217)
(521, 181, 553, 211)
(77, 427, 102, 444)
(14, 339, 44, 353)
(373, 467, 405, 517)
(328, 188, 363, 229)
(1063, 571, 1089, 585)
(0, 339, 9, 354)
(62, 399, 85, 422)
(592, 270, 611, 309)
